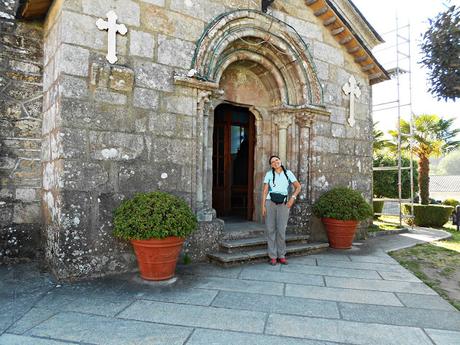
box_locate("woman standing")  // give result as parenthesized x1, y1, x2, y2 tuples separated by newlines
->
(262, 155, 301, 265)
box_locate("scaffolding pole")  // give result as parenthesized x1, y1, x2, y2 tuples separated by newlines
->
(372, 16, 415, 227)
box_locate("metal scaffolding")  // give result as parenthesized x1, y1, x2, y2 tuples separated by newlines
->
(372, 16, 415, 226)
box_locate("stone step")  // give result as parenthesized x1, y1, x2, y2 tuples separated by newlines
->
(208, 242, 329, 266)
(219, 234, 310, 253)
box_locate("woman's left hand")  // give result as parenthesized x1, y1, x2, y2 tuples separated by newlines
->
(286, 198, 295, 208)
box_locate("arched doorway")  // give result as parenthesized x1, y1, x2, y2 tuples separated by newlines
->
(212, 104, 255, 220)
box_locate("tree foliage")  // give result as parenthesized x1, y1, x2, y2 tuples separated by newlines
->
(389, 114, 460, 204)
(373, 153, 418, 199)
(420, 5, 460, 101)
(313, 187, 373, 221)
(373, 122, 390, 154)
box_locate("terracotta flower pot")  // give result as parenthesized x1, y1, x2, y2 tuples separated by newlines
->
(322, 218, 359, 249)
(131, 236, 184, 281)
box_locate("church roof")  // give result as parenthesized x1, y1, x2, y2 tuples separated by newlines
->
(430, 176, 460, 193)
(17, 0, 389, 84)
(307, 0, 389, 84)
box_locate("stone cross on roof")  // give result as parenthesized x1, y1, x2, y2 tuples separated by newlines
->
(96, 10, 127, 64)
(342, 75, 361, 127)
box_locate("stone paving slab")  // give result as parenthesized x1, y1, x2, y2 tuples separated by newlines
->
(187, 329, 344, 345)
(308, 254, 352, 261)
(212, 291, 340, 319)
(396, 293, 457, 311)
(7, 307, 56, 335)
(118, 300, 267, 333)
(425, 329, 460, 345)
(286, 284, 403, 306)
(325, 276, 437, 295)
(34, 291, 134, 317)
(192, 276, 284, 295)
(0, 334, 74, 345)
(266, 313, 434, 345)
(281, 256, 317, 266)
(348, 255, 399, 264)
(0, 294, 47, 333)
(26, 312, 192, 345)
(377, 270, 422, 282)
(135, 287, 218, 306)
(282, 263, 382, 280)
(239, 267, 324, 286)
(317, 259, 407, 272)
(177, 264, 242, 278)
(339, 302, 460, 331)
(242, 262, 282, 272)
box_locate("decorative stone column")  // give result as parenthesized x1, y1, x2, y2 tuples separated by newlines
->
(174, 76, 224, 260)
(196, 90, 212, 217)
(295, 113, 315, 203)
(273, 112, 293, 164)
(174, 76, 220, 221)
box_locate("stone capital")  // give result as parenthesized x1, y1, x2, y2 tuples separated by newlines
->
(274, 113, 292, 130)
(295, 112, 315, 128)
(174, 75, 219, 92)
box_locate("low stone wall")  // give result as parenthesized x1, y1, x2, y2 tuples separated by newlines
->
(0, 0, 43, 261)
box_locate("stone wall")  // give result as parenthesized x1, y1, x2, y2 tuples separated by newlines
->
(0, 0, 43, 261)
(270, 0, 374, 240)
(36, 0, 374, 279)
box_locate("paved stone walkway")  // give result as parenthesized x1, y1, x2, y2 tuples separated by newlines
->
(1, 228, 459, 345)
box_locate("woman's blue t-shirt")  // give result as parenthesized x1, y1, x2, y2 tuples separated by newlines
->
(264, 170, 297, 199)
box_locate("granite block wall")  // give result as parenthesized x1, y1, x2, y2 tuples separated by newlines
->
(0, 0, 43, 261)
(1, 0, 375, 276)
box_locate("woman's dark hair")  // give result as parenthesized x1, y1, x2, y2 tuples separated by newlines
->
(268, 155, 280, 164)
(268, 155, 290, 186)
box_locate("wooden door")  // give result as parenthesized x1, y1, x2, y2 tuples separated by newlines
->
(212, 104, 255, 220)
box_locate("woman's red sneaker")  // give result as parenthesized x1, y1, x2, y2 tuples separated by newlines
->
(269, 258, 277, 266)
(278, 258, 288, 265)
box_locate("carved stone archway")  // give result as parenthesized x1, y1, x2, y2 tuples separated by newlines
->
(176, 10, 330, 221)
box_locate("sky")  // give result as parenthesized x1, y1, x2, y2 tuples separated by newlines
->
(351, 0, 460, 138)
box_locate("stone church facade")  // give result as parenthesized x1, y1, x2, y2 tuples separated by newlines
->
(1, 0, 388, 279)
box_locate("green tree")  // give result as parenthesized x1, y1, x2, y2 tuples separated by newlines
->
(389, 114, 460, 204)
(420, 5, 460, 101)
(373, 122, 390, 155)
(373, 153, 418, 199)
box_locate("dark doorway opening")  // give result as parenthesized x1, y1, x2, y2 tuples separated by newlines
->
(212, 104, 255, 220)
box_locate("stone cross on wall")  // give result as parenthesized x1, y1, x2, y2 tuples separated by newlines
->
(342, 75, 361, 127)
(96, 11, 127, 64)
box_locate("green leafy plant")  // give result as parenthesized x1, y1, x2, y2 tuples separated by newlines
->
(420, 5, 460, 101)
(373, 200, 384, 218)
(313, 187, 373, 221)
(443, 198, 459, 208)
(113, 191, 197, 240)
(373, 153, 418, 199)
(389, 114, 459, 204)
(402, 203, 454, 227)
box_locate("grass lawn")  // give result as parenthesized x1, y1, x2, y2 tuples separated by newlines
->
(368, 216, 405, 232)
(389, 221, 460, 310)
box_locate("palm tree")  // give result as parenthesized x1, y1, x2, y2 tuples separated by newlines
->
(389, 114, 460, 205)
(373, 122, 390, 154)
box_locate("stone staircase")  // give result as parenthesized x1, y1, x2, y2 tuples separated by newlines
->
(208, 221, 329, 266)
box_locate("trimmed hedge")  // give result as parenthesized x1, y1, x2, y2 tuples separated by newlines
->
(442, 198, 459, 208)
(373, 200, 384, 218)
(402, 203, 454, 227)
(313, 187, 373, 221)
(113, 191, 197, 240)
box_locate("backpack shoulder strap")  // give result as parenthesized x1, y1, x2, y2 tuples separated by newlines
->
(284, 169, 292, 185)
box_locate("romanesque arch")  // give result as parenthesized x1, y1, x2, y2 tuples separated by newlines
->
(191, 9, 323, 106)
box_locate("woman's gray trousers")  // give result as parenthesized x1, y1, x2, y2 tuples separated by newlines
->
(265, 200, 290, 259)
